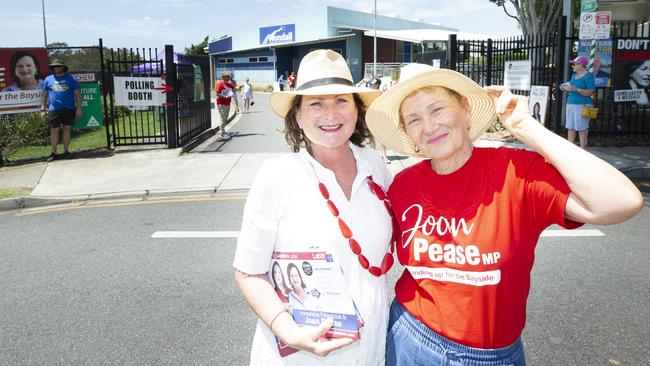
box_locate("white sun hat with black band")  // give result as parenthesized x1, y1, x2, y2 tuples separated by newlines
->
(366, 63, 497, 158)
(269, 49, 382, 118)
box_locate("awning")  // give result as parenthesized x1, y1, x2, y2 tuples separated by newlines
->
(363, 29, 503, 42)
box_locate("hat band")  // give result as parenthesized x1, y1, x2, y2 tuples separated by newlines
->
(297, 77, 353, 91)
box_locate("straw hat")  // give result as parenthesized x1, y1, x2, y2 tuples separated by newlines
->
(269, 49, 381, 118)
(366, 64, 496, 157)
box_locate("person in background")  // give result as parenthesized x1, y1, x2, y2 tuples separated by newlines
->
(241, 78, 254, 113)
(366, 63, 642, 366)
(560, 56, 595, 148)
(287, 71, 297, 91)
(231, 76, 242, 113)
(215, 70, 236, 140)
(234, 49, 391, 365)
(277, 73, 285, 91)
(4, 50, 44, 91)
(40, 60, 81, 162)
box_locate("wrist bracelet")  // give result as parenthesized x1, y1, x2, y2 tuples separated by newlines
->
(269, 307, 289, 333)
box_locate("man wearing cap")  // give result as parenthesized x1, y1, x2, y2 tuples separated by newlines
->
(40, 60, 81, 161)
(560, 56, 595, 148)
(215, 70, 236, 140)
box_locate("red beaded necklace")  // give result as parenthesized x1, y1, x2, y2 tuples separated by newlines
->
(317, 176, 395, 277)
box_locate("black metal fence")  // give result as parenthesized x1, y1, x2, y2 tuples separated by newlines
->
(447, 18, 650, 138)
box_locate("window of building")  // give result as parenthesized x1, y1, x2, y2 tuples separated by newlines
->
(249, 57, 258, 62)
(258, 57, 268, 62)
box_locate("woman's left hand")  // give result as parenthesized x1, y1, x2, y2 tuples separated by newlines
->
(484, 85, 532, 134)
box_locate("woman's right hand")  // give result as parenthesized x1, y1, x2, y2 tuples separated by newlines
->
(280, 317, 355, 356)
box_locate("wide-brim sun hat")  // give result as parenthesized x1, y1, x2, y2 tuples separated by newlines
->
(366, 64, 496, 158)
(269, 49, 381, 118)
(48, 60, 69, 72)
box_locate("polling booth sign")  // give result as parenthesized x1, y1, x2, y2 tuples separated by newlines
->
(113, 76, 167, 106)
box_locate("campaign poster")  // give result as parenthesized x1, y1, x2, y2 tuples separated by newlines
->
(528, 86, 549, 124)
(578, 38, 613, 88)
(0, 48, 49, 114)
(613, 38, 650, 105)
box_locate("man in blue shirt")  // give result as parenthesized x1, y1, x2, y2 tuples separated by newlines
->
(40, 60, 81, 161)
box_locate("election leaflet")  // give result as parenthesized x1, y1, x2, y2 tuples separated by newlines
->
(269, 249, 361, 357)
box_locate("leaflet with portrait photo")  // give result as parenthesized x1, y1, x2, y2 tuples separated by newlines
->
(268, 249, 361, 357)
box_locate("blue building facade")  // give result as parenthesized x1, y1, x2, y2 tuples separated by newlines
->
(208, 6, 457, 85)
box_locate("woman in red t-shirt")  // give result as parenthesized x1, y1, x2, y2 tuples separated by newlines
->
(365, 64, 643, 366)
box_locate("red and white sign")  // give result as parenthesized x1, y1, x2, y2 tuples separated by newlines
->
(579, 11, 612, 40)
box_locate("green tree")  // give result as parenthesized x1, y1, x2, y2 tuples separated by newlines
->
(185, 36, 209, 56)
(489, 0, 562, 37)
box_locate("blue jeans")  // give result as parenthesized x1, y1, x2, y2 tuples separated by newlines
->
(386, 299, 526, 366)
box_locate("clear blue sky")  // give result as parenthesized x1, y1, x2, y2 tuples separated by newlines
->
(3, 0, 520, 50)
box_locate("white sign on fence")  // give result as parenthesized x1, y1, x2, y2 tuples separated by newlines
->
(113, 76, 166, 106)
(528, 85, 549, 124)
(579, 11, 612, 40)
(504, 60, 531, 91)
(0, 89, 41, 115)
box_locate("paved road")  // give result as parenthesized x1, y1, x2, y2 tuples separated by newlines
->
(1, 193, 648, 365)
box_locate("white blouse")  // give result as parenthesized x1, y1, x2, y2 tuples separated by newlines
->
(233, 143, 393, 366)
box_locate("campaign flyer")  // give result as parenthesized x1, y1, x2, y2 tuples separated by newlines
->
(269, 250, 361, 357)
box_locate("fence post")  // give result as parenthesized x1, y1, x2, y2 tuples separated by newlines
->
(165, 45, 178, 148)
(486, 39, 493, 86)
(447, 34, 457, 71)
(98, 38, 112, 150)
(554, 16, 567, 134)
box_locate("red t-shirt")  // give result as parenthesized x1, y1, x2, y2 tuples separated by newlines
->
(288, 74, 297, 86)
(388, 147, 582, 349)
(215, 80, 235, 105)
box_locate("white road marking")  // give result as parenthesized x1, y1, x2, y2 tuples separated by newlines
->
(540, 229, 605, 237)
(151, 229, 604, 239)
(151, 231, 240, 238)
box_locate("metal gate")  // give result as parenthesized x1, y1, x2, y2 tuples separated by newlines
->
(104, 45, 211, 148)
(448, 18, 650, 139)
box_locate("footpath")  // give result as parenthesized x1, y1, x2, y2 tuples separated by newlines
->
(1, 106, 649, 212)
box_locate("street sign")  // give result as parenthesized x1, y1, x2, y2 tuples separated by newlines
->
(580, 0, 598, 13)
(579, 11, 611, 40)
(504, 60, 531, 91)
(74, 83, 103, 128)
(113, 76, 166, 106)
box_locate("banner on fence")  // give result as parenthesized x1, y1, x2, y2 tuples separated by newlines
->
(504, 60, 531, 91)
(528, 86, 549, 124)
(0, 48, 49, 114)
(613, 39, 650, 105)
(74, 83, 103, 128)
(578, 38, 612, 88)
(113, 76, 166, 106)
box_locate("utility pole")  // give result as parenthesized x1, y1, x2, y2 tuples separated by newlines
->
(373, 0, 377, 78)
(42, 0, 48, 48)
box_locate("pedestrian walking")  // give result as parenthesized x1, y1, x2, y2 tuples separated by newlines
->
(366, 63, 642, 366)
(241, 78, 253, 113)
(40, 60, 81, 161)
(560, 56, 596, 148)
(215, 70, 236, 140)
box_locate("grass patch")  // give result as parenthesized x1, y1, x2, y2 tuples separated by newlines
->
(5, 127, 107, 161)
(0, 187, 30, 199)
(4, 110, 163, 162)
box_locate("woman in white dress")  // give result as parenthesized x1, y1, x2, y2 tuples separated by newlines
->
(233, 49, 394, 365)
(242, 78, 254, 113)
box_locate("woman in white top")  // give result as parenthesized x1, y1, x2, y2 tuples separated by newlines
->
(233, 49, 394, 365)
(242, 78, 254, 113)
